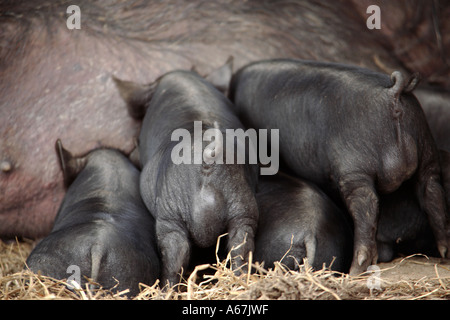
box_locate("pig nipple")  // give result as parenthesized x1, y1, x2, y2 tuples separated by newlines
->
(1, 160, 12, 172)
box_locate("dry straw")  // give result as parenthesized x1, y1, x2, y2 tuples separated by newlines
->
(1, 238, 450, 300)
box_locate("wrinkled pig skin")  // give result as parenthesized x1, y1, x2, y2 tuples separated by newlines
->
(229, 59, 448, 275)
(1, 0, 450, 239)
(254, 172, 353, 273)
(376, 83, 450, 262)
(115, 70, 259, 286)
(25, 144, 160, 296)
(415, 87, 450, 153)
(376, 150, 450, 262)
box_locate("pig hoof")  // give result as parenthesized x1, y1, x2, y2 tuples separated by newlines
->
(356, 246, 370, 267)
(350, 246, 376, 275)
(358, 251, 367, 267)
(1, 160, 12, 172)
(438, 244, 448, 259)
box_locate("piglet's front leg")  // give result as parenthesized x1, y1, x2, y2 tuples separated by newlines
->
(157, 219, 191, 288)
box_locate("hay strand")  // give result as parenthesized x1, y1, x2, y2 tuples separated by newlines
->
(1, 239, 450, 300)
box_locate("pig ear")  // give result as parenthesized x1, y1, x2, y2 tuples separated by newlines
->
(112, 76, 156, 120)
(55, 139, 87, 187)
(205, 56, 234, 93)
(127, 138, 141, 169)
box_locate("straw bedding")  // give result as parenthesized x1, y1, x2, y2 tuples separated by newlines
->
(1, 239, 449, 300)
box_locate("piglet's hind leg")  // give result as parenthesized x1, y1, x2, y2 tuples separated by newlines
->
(339, 175, 379, 276)
(157, 226, 191, 288)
